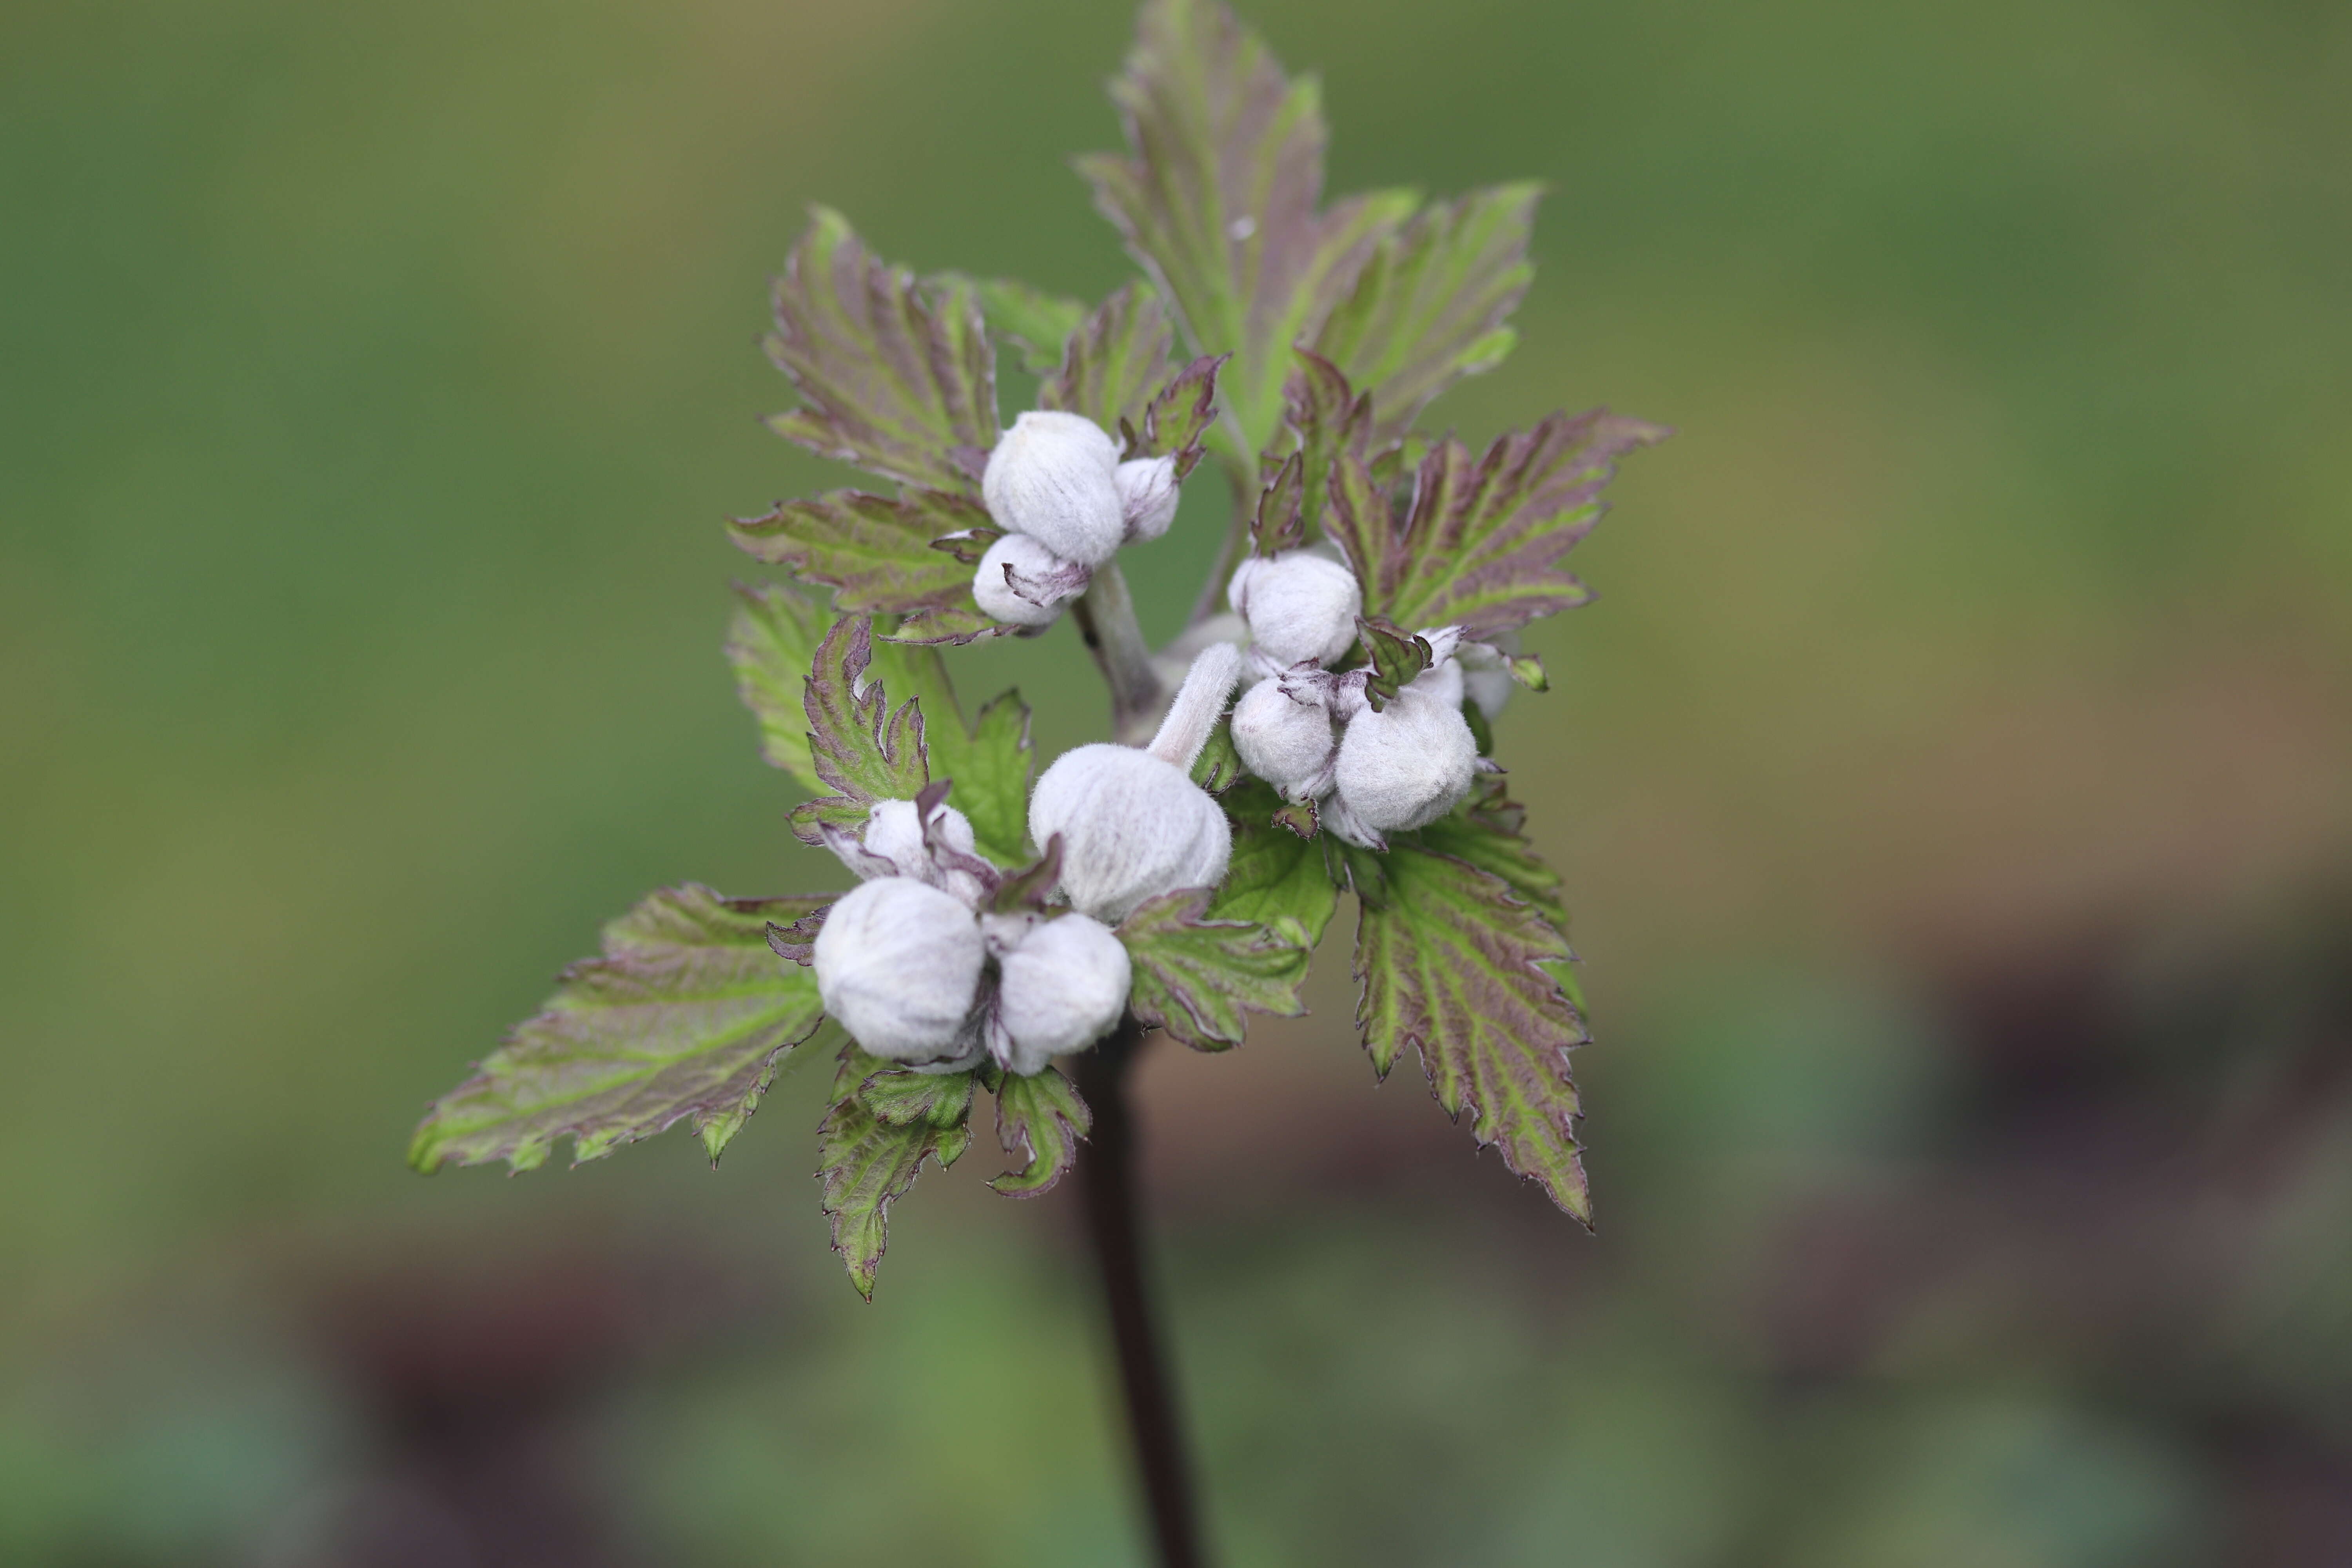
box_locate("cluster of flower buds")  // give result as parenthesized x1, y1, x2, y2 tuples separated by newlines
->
(1224, 551, 1505, 848)
(809, 789, 1130, 1077)
(973, 411, 1182, 628)
(808, 644, 1244, 1076)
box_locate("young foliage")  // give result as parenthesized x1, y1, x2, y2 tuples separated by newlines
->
(410, 886, 827, 1174)
(1349, 809, 1591, 1222)
(1313, 184, 1540, 445)
(989, 1066, 1093, 1196)
(961, 275, 1089, 375)
(765, 208, 999, 493)
(818, 1045, 978, 1299)
(1080, 0, 1415, 466)
(728, 486, 997, 642)
(789, 615, 932, 842)
(1040, 282, 1178, 436)
(1214, 779, 1339, 947)
(1119, 886, 1310, 1051)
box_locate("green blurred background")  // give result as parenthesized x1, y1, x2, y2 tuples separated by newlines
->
(6, 0, 2350, 1562)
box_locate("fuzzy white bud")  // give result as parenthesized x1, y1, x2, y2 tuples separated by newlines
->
(995, 913, 1132, 1075)
(981, 410, 1124, 566)
(855, 797, 987, 906)
(1230, 675, 1336, 800)
(1457, 633, 1520, 720)
(1330, 669, 1479, 835)
(973, 533, 1088, 627)
(1228, 551, 1363, 668)
(1030, 745, 1232, 923)
(812, 877, 985, 1063)
(1114, 455, 1181, 542)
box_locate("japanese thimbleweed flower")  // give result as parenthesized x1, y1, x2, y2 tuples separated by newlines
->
(982, 410, 1126, 566)
(414, 5, 1667, 1551)
(1029, 642, 1240, 922)
(811, 876, 986, 1067)
(1229, 549, 1361, 668)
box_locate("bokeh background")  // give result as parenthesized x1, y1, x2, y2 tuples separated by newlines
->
(6, 0, 2351, 1562)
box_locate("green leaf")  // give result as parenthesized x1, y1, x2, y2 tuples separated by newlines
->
(1128, 353, 1228, 477)
(961, 274, 1088, 376)
(919, 688, 1033, 868)
(728, 485, 991, 630)
(1355, 616, 1433, 711)
(1334, 409, 1669, 640)
(1352, 820, 1591, 1222)
(764, 208, 998, 494)
(818, 1045, 976, 1299)
(1189, 716, 1245, 796)
(788, 616, 931, 844)
(410, 886, 827, 1174)
(1249, 450, 1304, 556)
(990, 1066, 1092, 1196)
(1079, 0, 1416, 466)
(1413, 782, 1567, 930)
(1119, 886, 1310, 1051)
(1281, 348, 1376, 540)
(860, 1062, 978, 1130)
(726, 579, 832, 792)
(1313, 184, 1541, 445)
(1214, 779, 1339, 947)
(1040, 281, 1176, 436)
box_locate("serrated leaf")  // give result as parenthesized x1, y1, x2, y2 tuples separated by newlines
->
(726, 580, 833, 791)
(860, 1064, 978, 1130)
(1129, 353, 1227, 478)
(728, 486, 990, 624)
(923, 688, 1033, 867)
(817, 1045, 975, 1299)
(1352, 821, 1590, 1221)
(1356, 616, 1433, 710)
(961, 274, 1088, 376)
(1215, 779, 1339, 947)
(1336, 410, 1669, 639)
(1412, 782, 1567, 930)
(1040, 281, 1176, 436)
(1314, 184, 1540, 445)
(764, 209, 998, 493)
(410, 886, 827, 1174)
(1250, 450, 1304, 556)
(788, 616, 930, 844)
(1119, 886, 1309, 1051)
(991, 1066, 1092, 1196)
(1079, 0, 1415, 466)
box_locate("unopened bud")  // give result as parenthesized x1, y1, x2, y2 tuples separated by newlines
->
(855, 797, 988, 906)
(1030, 746, 1232, 922)
(973, 533, 1089, 627)
(1230, 675, 1336, 800)
(1227, 551, 1362, 668)
(1114, 455, 1181, 542)
(1457, 633, 1520, 720)
(981, 410, 1124, 566)
(995, 913, 1132, 1075)
(1330, 668, 1478, 835)
(812, 877, 985, 1064)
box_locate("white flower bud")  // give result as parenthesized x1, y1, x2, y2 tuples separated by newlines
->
(1031, 745, 1232, 923)
(995, 913, 1131, 1075)
(854, 797, 988, 906)
(812, 877, 985, 1064)
(1230, 675, 1336, 800)
(1227, 550, 1362, 668)
(1114, 455, 1181, 542)
(1330, 669, 1478, 835)
(1457, 633, 1521, 720)
(973, 533, 1089, 627)
(981, 410, 1124, 566)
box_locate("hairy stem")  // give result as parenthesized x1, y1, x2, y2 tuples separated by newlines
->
(1070, 1025, 1209, 1568)
(1073, 560, 1165, 739)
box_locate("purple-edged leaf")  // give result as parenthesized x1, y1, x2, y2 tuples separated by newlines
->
(1040, 281, 1176, 436)
(956, 274, 1089, 376)
(1118, 885, 1309, 1051)
(1314, 184, 1540, 445)
(1356, 616, 1432, 711)
(1128, 353, 1227, 478)
(1351, 817, 1591, 1222)
(410, 886, 827, 1174)
(1215, 779, 1339, 947)
(1290, 350, 1381, 542)
(789, 617, 929, 844)
(728, 486, 987, 621)
(764, 209, 998, 493)
(818, 1045, 976, 1299)
(766, 906, 825, 965)
(860, 1063, 978, 1130)
(726, 580, 835, 792)
(1345, 412, 1670, 639)
(987, 836, 1065, 915)
(1250, 450, 1304, 555)
(990, 1066, 1092, 1196)
(1078, 0, 1415, 464)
